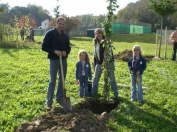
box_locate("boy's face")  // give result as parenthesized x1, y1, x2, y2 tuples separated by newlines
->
(95, 32, 103, 40)
(80, 53, 86, 61)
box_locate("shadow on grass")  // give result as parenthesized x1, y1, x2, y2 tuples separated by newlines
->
(0, 41, 39, 58)
(109, 97, 177, 131)
(1, 48, 19, 58)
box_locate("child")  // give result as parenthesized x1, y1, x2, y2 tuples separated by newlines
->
(92, 28, 118, 99)
(128, 45, 146, 103)
(76, 50, 92, 97)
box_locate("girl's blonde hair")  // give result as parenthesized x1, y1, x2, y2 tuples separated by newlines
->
(132, 45, 142, 57)
(78, 50, 90, 62)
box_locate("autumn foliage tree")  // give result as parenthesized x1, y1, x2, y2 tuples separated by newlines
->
(15, 16, 37, 29)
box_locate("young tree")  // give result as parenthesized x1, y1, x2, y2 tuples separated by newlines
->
(103, 0, 119, 100)
(150, 0, 177, 58)
(54, 0, 60, 17)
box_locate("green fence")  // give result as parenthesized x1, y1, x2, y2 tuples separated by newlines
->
(130, 25, 143, 34)
(112, 24, 130, 34)
(143, 26, 152, 33)
(86, 24, 152, 37)
(112, 24, 151, 34)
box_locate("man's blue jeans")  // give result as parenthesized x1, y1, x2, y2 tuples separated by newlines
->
(47, 59, 67, 106)
(92, 64, 118, 97)
(131, 74, 143, 102)
(172, 42, 177, 61)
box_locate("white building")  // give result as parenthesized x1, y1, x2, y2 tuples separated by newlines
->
(40, 19, 49, 29)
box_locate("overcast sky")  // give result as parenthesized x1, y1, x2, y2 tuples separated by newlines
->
(1, 0, 139, 16)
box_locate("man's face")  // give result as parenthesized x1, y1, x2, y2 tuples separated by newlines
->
(56, 19, 65, 31)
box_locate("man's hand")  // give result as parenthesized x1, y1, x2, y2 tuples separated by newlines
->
(62, 51, 67, 56)
(136, 71, 140, 75)
(76, 80, 80, 85)
(54, 50, 62, 56)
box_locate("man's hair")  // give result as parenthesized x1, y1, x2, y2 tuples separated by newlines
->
(56, 17, 65, 22)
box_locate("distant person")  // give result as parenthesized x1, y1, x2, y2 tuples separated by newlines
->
(29, 27, 35, 42)
(42, 17, 71, 110)
(92, 28, 118, 99)
(128, 45, 146, 103)
(20, 27, 25, 41)
(169, 29, 177, 61)
(76, 50, 92, 97)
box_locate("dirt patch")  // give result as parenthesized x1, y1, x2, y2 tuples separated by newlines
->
(16, 98, 118, 132)
(114, 49, 154, 62)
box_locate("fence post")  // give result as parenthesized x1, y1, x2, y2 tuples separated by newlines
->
(155, 30, 159, 57)
(164, 26, 168, 59)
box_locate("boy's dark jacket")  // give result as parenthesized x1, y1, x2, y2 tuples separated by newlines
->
(42, 28, 71, 59)
(76, 61, 92, 81)
(128, 56, 146, 75)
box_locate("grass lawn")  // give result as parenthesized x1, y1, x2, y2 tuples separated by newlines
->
(0, 35, 177, 132)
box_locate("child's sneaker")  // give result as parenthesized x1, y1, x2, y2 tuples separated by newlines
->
(131, 98, 136, 102)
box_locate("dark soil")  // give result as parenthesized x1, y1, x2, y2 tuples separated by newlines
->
(114, 49, 154, 62)
(16, 98, 118, 132)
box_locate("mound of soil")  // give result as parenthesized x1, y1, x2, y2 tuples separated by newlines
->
(114, 49, 154, 62)
(16, 98, 118, 132)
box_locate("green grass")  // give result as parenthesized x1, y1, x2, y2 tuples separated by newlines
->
(0, 35, 177, 132)
(111, 34, 156, 44)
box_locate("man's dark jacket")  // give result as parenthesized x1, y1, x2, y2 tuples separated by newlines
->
(42, 28, 71, 59)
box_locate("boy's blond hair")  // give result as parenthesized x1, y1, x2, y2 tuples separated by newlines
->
(78, 50, 90, 62)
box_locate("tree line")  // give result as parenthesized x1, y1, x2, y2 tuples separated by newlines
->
(0, 0, 177, 32)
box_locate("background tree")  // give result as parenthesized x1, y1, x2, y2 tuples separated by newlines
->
(150, 0, 177, 58)
(64, 16, 80, 34)
(115, 0, 177, 30)
(48, 16, 80, 34)
(0, 4, 50, 26)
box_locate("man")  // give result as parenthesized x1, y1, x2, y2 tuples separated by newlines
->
(20, 27, 25, 41)
(42, 17, 71, 109)
(169, 29, 177, 61)
(29, 27, 35, 42)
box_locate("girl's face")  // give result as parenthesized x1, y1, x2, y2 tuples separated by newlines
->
(95, 31, 103, 40)
(80, 53, 86, 61)
(134, 48, 140, 56)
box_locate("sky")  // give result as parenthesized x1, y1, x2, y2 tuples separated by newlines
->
(1, 0, 139, 16)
